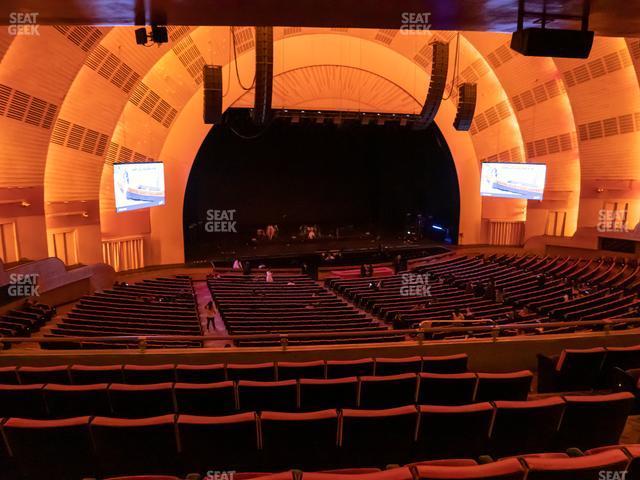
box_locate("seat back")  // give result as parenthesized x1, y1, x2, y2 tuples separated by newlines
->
(490, 397, 566, 457)
(414, 457, 526, 480)
(18, 365, 70, 384)
(122, 364, 176, 384)
(374, 357, 422, 376)
(0, 366, 19, 384)
(175, 363, 226, 383)
(108, 383, 176, 418)
(556, 392, 635, 451)
(475, 371, 532, 402)
(359, 374, 418, 409)
(421, 354, 468, 374)
(260, 410, 339, 470)
(174, 381, 236, 416)
(177, 412, 259, 473)
(601, 345, 640, 387)
(69, 364, 124, 384)
(326, 358, 374, 378)
(303, 469, 414, 480)
(524, 449, 629, 480)
(418, 373, 477, 405)
(43, 383, 111, 418)
(0, 384, 47, 418)
(555, 348, 606, 391)
(238, 380, 298, 412)
(417, 403, 494, 459)
(227, 363, 276, 382)
(299, 377, 359, 411)
(277, 360, 326, 380)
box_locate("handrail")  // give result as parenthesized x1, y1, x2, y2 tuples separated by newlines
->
(1, 317, 639, 348)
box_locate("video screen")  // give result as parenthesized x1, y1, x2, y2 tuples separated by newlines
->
(480, 162, 547, 200)
(114, 162, 166, 212)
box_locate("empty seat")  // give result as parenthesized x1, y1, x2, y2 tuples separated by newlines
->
(326, 358, 374, 379)
(227, 363, 276, 382)
(277, 360, 326, 380)
(359, 374, 417, 409)
(174, 381, 236, 416)
(0, 383, 47, 418)
(2, 416, 95, 479)
(341, 405, 420, 467)
(417, 403, 494, 459)
(555, 392, 634, 451)
(91, 415, 179, 477)
(238, 380, 298, 412)
(43, 383, 111, 418)
(122, 364, 176, 384)
(299, 377, 358, 411)
(414, 458, 526, 480)
(537, 348, 606, 393)
(523, 449, 629, 480)
(601, 345, 640, 387)
(421, 354, 468, 374)
(175, 363, 226, 383)
(0, 366, 18, 384)
(303, 468, 414, 480)
(17, 365, 70, 384)
(475, 371, 532, 402)
(177, 413, 259, 473)
(374, 357, 422, 376)
(490, 397, 566, 457)
(69, 364, 124, 384)
(260, 410, 339, 470)
(417, 373, 477, 406)
(108, 383, 175, 418)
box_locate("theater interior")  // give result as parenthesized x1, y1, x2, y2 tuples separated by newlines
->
(1, 0, 640, 479)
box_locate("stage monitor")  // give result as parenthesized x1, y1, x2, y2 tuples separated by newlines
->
(114, 162, 165, 212)
(480, 162, 546, 200)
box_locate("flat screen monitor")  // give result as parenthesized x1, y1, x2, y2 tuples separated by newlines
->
(113, 162, 165, 212)
(480, 162, 547, 200)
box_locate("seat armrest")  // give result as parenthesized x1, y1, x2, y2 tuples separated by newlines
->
(478, 455, 495, 464)
(566, 448, 585, 457)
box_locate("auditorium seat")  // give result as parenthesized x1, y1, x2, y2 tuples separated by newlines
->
(173, 381, 236, 416)
(177, 412, 259, 473)
(122, 364, 176, 384)
(555, 392, 634, 451)
(475, 371, 533, 402)
(91, 415, 179, 477)
(0, 383, 47, 418)
(417, 403, 494, 459)
(108, 383, 175, 418)
(326, 358, 374, 378)
(299, 377, 359, 411)
(413, 458, 526, 480)
(522, 449, 629, 480)
(0, 366, 18, 384)
(69, 364, 124, 384)
(586, 444, 640, 479)
(175, 363, 226, 383)
(2, 416, 95, 479)
(17, 365, 70, 384)
(417, 372, 477, 405)
(537, 348, 607, 392)
(260, 410, 340, 470)
(600, 345, 640, 387)
(359, 374, 417, 409)
(303, 468, 414, 480)
(238, 380, 298, 412)
(421, 354, 469, 374)
(43, 383, 111, 418)
(227, 363, 276, 382)
(374, 357, 422, 376)
(277, 360, 326, 380)
(490, 397, 566, 457)
(341, 405, 420, 467)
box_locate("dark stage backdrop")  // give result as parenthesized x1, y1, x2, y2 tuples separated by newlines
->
(183, 118, 459, 261)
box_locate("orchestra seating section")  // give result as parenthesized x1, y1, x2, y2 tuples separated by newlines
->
(208, 273, 403, 346)
(40, 276, 202, 349)
(0, 303, 55, 349)
(328, 253, 640, 339)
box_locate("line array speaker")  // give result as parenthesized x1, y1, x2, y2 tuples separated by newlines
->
(252, 26, 273, 126)
(511, 28, 594, 59)
(415, 41, 449, 129)
(203, 65, 223, 124)
(453, 83, 477, 131)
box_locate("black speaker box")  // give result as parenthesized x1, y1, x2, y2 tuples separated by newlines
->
(453, 83, 477, 131)
(203, 65, 223, 124)
(510, 28, 594, 59)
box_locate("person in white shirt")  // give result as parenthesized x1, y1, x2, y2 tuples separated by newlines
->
(266, 270, 274, 283)
(232, 259, 242, 270)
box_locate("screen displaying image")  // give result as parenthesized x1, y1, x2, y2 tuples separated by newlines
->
(114, 162, 166, 212)
(480, 162, 547, 200)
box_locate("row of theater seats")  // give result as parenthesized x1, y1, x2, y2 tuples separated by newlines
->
(41, 276, 202, 349)
(208, 274, 404, 346)
(0, 369, 534, 419)
(0, 393, 633, 478)
(0, 303, 55, 349)
(0, 354, 470, 385)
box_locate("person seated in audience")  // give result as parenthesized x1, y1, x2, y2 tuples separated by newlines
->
(265, 270, 274, 283)
(392, 312, 405, 329)
(465, 307, 474, 319)
(243, 261, 252, 276)
(266, 224, 276, 240)
(495, 287, 504, 303)
(452, 308, 465, 321)
(484, 277, 496, 300)
(232, 258, 242, 270)
(536, 273, 547, 287)
(360, 264, 367, 277)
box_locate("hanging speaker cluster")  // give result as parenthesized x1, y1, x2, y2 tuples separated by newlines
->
(414, 41, 449, 129)
(203, 65, 223, 124)
(453, 83, 477, 131)
(252, 26, 274, 126)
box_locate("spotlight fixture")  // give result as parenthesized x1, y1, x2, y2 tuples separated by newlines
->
(134, 25, 169, 46)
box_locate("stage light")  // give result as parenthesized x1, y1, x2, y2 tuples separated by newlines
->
(432, 225, 444, 231)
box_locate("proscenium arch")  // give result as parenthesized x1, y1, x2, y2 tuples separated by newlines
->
(148, 33, 482, 265)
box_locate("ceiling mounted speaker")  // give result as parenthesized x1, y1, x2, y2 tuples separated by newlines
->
(203, 65, 223, 124)
(453, 83, 477, 131)
(252, 26, 273, 126)
(415, 41, 449, 129)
